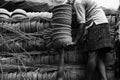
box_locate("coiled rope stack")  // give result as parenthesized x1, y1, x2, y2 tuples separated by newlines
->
(51, 4, 73, 48)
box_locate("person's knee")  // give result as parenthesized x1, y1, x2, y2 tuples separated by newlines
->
(88, 51, 97, 59)
(87, 51, 97, 65)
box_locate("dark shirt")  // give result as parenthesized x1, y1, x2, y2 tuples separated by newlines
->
(0, 0, 5, 5)
(0, 1, 51, 12)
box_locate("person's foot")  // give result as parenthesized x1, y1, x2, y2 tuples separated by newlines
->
(100, 78, 107, 80)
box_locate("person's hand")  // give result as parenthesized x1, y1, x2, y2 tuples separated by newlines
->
(8, 0, 24, 2)
(73, 35, 80, 45)
(73, 23, 85, 46)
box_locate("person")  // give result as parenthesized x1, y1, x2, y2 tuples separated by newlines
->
(71, 0, 113, 80)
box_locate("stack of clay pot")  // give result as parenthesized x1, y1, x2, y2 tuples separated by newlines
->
(51, 4, 73, 48)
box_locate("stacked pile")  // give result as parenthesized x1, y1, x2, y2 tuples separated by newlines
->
(0, 8, 54, 66)
(51, 4, 73, 48)
(0, 8, 52, 52)
(0, 8, 86, 80)
(0, 7, 117, 80)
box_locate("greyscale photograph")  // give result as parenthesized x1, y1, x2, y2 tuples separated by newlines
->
(0, 0, 119, 80)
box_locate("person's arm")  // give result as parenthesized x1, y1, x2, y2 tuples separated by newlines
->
(74, 23, 85, 44)
(73, 1, 86, 44)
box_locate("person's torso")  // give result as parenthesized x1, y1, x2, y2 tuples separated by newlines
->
(74, 0, 108, 25)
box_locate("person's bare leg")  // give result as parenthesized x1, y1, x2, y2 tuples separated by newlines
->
(86, 51, 97, 80)
(98, 58, 108, 80)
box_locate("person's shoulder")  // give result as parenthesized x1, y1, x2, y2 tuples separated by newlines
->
(85, 0, 96, 4)
(52, 0, 68, 4)
(74, 0, 95, 5)
(84, 0, 98, 6)
(74, 0, 84, 4)
(85, 0, 100, 8)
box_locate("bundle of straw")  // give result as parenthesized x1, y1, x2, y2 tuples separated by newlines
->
(0, 11, 52, 52)
(0, 65, 85, 80)
(0, 49, 86, 66)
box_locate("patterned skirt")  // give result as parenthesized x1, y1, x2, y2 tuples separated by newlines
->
(82, 23, 113, 53)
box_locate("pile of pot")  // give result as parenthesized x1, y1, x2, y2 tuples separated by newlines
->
(51, 4, 73, 48)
